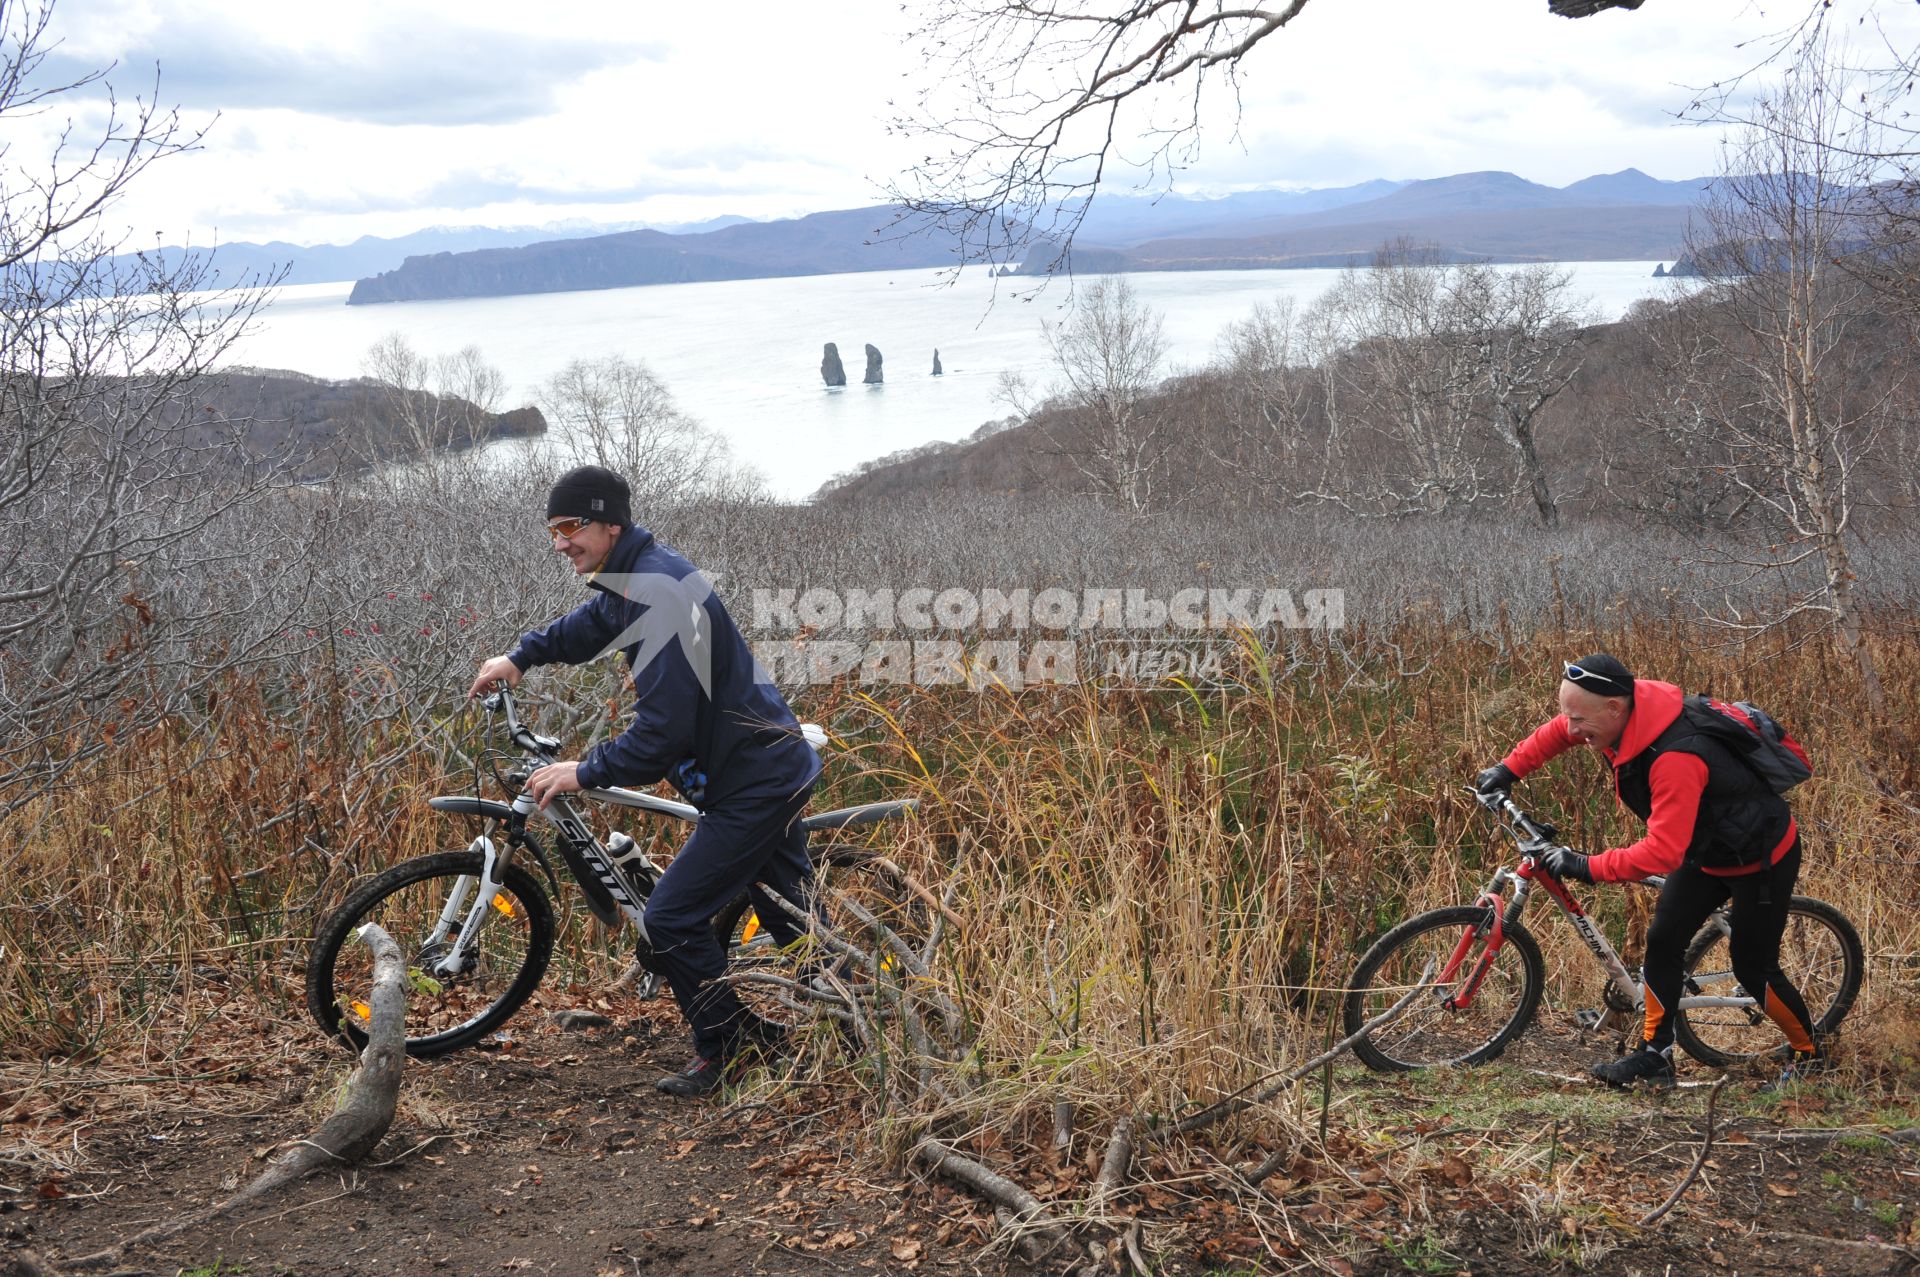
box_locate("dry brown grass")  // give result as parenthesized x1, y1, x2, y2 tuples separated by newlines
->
(4, 612, 1917, 1165)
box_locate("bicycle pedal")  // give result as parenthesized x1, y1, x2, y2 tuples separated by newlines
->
(1575, 1009, 1604, 1031)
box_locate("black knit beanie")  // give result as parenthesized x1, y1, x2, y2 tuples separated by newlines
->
(1562, 652, 1635, 699)
(547, 465, 632, 526)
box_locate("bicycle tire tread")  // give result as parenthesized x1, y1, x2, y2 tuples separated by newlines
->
(305, 851, 556, 1060)
(1343, 905, 1545, 1072)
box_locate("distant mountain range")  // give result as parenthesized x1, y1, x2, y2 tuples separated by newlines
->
(101, 214, 753, 289)
(1035, 169, 1715, 273)
(1068, 179, 1412, 245)
(109, 168, 1715, 304)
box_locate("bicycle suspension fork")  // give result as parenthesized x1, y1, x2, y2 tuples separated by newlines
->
(1437, 874, 1529, 1011)
(420, 824, 516, 979)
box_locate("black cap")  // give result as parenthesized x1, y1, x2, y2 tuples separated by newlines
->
(547, 465, 631, 526)
(1562, 653, 1635, 699)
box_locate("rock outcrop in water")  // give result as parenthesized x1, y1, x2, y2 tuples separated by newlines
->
(932, 349, 942, 376)
(863, 345, 884, 385)
(822, 343, 847, 387)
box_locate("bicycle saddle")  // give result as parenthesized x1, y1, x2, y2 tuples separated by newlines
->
(802, 798, 919, 831)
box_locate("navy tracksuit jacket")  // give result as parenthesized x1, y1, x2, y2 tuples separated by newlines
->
(510, 523, 821, 1058)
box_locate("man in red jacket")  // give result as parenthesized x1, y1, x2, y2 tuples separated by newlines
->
(1475, 653, 1822, 1087)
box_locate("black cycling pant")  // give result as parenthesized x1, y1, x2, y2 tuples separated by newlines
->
(1639, 838, 1816, 1054)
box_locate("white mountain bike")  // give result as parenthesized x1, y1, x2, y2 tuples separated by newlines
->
(304, 688, 919, 1058)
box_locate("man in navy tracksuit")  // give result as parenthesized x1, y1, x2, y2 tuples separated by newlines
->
(469, 465, 821, 1096)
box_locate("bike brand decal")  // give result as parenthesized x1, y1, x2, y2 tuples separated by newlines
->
(1566, 911, 1639, 990)
(553, 810, 646, 919)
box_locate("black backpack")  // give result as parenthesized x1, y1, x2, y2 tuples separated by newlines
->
(1681, 696, 1813, 795)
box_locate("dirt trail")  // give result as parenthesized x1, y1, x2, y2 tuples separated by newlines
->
(6, 997, 1032, 1276)
(4, 995, 1915, 1276)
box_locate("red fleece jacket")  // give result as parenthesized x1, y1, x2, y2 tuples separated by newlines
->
(1500, 679, 1797, 881)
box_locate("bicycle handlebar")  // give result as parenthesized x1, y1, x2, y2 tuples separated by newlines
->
(1470, 787, 1667, 890)
(480, 685, 560, 757)
(1468, 786, 1559, 851)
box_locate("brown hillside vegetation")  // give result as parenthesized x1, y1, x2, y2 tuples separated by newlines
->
(4, 470, 1918, 1272)
(819, 270, 1919, 534)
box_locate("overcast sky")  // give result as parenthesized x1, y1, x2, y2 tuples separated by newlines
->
(29, 0, 1920, 248)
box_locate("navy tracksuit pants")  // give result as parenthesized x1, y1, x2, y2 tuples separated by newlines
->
(642, 785, 815, 1060)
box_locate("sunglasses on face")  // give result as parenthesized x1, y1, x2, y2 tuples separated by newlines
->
(546, 516, 594, 540)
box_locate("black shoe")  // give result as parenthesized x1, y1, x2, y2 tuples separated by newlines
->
(654, 1054, 726, 1097)
(1591, 1044, 1676, 1088)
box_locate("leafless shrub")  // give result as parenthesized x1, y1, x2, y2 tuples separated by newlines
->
(536, 353, 765, 506)
(0, 1, 288, 811)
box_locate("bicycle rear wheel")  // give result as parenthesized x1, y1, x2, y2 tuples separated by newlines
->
(1671, 895, 1864, 1068)
(711, 847, 930, 1007)
(306, 851, 555, 1059)
(1344, 905, 1545, 1071)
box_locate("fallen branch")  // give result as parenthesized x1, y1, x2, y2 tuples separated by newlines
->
(833, 889, 968, 1038)
(1089, 1115, 1135, 1215)
(1639, 1075, 1728, 1228)
(918, 879, 961, 968)
(915, 1137, 1069, 1263)
(1750, 1230, 1920, 1261)
(66, 924, 408, 1268)
(1745, 1127, 1920, 1145)
(1122, 1219, 1152, 1276)
(868, 854, 965, 931)
(753, 880, 882, 971)
(1153, 960, 1437, 1144)
(721, 969, 862, 1015)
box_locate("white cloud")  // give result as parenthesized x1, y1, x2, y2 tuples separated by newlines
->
(22, 0, 1920, 247)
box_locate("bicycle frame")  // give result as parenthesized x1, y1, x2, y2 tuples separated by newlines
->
(1458, 792, 1744, 1021)
(412, 690, 699, 985)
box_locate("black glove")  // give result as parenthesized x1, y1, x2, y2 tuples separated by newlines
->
(1475, 763, 1518, 796)
(1541, 846, 1594, 884)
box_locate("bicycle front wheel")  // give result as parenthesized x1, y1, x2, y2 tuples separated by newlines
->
(1343, 905, 1545, 1071)
(306, 851, 555, 1059)
(1671, 895, 1864, 1068)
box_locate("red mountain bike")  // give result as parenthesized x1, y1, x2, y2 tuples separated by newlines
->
(1342, 791, 1863, 1072)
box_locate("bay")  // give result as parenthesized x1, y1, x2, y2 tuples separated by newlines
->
(222, 261, 1679, 500)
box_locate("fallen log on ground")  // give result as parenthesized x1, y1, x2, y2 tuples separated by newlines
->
(66, 923, 408, 1269)
(914, 1137, 1071, 1263)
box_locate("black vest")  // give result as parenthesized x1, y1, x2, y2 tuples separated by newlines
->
(1613, 702, 1791, 869)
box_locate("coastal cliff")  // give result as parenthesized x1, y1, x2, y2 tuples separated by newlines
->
(349, 207, 968, 304)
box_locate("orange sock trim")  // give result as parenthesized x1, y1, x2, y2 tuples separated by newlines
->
(1764, 987, 1816, 1053)
(1641, 985, 1666, 1045)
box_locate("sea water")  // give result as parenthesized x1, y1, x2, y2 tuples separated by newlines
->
(221, 262, 1681, 500)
